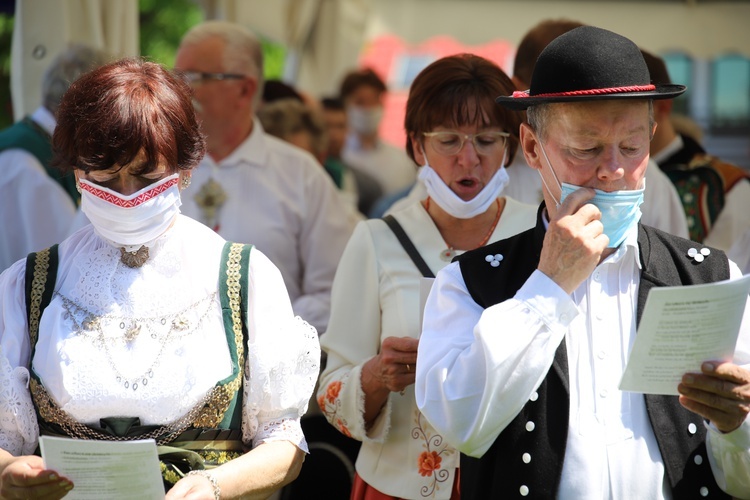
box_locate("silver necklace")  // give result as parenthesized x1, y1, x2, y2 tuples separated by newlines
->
(57, 291, 217, 390)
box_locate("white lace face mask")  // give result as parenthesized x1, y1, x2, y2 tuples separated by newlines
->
(80, 173, 182, 246)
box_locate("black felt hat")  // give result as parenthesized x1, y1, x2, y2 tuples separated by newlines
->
(496, 26, 686, 110)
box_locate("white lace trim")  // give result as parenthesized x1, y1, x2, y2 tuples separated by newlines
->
(242, 315, 319, 452)
(0, 347, 39, 455)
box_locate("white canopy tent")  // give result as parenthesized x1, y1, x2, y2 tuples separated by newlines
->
(11, 0, 750, 116)
(10, 0, 138, 121)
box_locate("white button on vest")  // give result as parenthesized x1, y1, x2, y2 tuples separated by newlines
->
(597, 350, 606, 360)
(526, 421, 535, 432)
(599, 389, 608, 398)
(688, 423, 697, 434)
(694, 454, 703, 465)
(520, 485, 529, 496)
(700, 486, 709, 496)
(522, 453, 531, 464)
(529, 392, 538, 402)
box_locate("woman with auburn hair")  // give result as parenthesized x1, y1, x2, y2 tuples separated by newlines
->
(317, 54, 537, 499)
(0, 58, 318, 499)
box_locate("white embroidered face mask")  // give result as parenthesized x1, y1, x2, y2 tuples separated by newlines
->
(80, 173, 182, 246)
(417, 148, 509, 219)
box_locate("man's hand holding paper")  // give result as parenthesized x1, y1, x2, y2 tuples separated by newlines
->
(678, 360, 750, 433)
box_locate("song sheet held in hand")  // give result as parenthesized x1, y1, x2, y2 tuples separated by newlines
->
(39, 435, 164, 499)
(619, 274, 750, 395)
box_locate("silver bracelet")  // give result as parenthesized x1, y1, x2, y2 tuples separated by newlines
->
(187, 470, 221, 499)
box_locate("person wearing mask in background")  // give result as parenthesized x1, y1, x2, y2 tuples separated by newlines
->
(319, 54, 537, 500)
(643, 49, 750, 250)
(0, 44, 105, 272)
(340, 68, 416, 198)
(505, 19, 689, 239)
(417, 26, 750, 499)
(257, 97, 366, 219)
(175, 21, 356, 333)
(322, 96, 383, 216)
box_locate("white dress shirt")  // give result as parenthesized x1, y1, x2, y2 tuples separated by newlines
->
(0, 215, 319, 456)
(416, 225, 750, 499)
(342, 134, 417, 196)
(0, 107, 76, 272)
(180, 121, 357, 332)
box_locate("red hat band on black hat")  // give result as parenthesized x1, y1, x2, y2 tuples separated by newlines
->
(496, 26, 686, 110)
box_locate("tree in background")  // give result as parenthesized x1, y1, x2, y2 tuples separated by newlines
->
(140, 0, 286, 77)
(0, 14, 13, 128)
(0, 0, 286, 128)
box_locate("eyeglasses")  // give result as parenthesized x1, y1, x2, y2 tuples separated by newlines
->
(423, 131, 510, 156)
(177, 70, 247, 85)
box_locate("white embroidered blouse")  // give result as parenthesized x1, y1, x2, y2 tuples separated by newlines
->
(0, 215, 319, 457)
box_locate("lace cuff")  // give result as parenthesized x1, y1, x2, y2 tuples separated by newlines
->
(253, 416, 308, 453)
(242, 316, 319, 452)
(0, 348, 39, 456)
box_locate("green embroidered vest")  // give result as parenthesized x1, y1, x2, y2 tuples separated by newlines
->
(0, 117, 80, 205)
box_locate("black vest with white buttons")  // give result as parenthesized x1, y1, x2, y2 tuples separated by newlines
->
(456, 206, 731, 499)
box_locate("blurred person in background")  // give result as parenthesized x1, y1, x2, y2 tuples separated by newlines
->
(0, 44, 105, 272)
(340, 68, 416, 198)
(175, 20, 356, 333)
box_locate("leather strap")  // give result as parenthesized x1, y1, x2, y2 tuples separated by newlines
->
(382, 215, 435, 278)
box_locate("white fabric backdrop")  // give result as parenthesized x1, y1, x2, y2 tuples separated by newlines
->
(11, 0, 138, 120)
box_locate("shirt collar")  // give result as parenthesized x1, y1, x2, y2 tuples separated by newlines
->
(30, 106, 56, 135)
(210, 117, 269, 169)
(651, 134, 683, 165)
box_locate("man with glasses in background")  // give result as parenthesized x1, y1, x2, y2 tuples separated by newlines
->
(175, 21, 356, 334)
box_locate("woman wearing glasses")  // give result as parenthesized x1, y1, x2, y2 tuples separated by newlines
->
(317, 54, 537, 499)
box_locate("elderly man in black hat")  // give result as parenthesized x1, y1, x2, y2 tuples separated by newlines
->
(415, 26, 750, 499)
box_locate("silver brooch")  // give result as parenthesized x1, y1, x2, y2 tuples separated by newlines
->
(688, 247, 710, 263)
(485, 253, 504, 267)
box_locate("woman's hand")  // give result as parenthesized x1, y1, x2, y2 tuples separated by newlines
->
(361, 336, 419, 427)
(0, 455, 73, 499)
(364, 336, 419, 394)
(165, 473, 216, 500)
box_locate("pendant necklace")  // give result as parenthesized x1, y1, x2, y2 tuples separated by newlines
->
(425, 197, 502, 262)
(119, 245, 150, 268)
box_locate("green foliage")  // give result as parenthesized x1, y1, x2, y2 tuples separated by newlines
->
(0, 14, 14, 128)
(139, 0, 203, 67)
(139, 0, 287, 78)
(0, 1, 288, 127)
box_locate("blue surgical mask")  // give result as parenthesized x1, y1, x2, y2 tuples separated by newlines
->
(539, 142, 645, 248)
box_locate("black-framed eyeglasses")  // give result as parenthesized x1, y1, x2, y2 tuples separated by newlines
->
(177, 70, 247, 85)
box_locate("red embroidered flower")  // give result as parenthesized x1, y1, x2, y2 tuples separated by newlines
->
(418, 451, 442, 477)
(326, 381, 342, 403)
(336, 419, 352, 437)
(317, 394, 325, 412)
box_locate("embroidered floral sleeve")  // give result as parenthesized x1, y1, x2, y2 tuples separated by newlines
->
(241, 249, 320, 453)
(318, 223, 393, 442)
